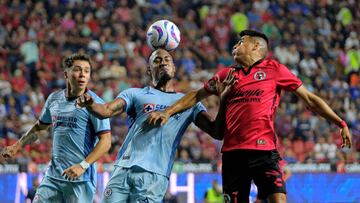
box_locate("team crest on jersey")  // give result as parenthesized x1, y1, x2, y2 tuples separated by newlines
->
(207, 79, 217, 93)
(33, 194, 39, 202)
(254, 70, 266, 81)
(143, 104, 155, 113)
(104, 187, 112, 197)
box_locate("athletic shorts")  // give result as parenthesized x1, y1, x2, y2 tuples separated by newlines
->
(222, 150, 286, 203)
(33, 176, 95, 203)
(101, 166, 169, 203)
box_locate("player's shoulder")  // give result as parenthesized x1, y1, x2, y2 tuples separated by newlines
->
(47, 89, 64, 101)
(122, 87, 144, 94)
(214, 65, 237, 78)
(260, 58, 281, 69)
(88, 90, 105, 103)
(117, 87, 150, 99)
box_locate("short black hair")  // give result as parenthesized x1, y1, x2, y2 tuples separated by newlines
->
(62, 53, 92, 69)
(239, 30, 269, 45)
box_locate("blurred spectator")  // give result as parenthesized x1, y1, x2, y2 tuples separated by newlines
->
(204, 179, 223, 203)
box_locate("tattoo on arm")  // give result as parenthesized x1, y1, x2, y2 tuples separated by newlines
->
(116, 102, 123, 112)
(19, 133, 38, 147)
(108, 99, 124, 116)
(17, 122, 47, 147)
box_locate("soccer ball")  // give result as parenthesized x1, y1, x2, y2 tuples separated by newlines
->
(146, 19, 181, 52)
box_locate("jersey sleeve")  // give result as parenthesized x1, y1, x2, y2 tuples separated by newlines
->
(90, 93, 111, 135)
(191, 102, 207, 122)
(276, 63, 302, 91)
(203, 68, 230, 95)
(39, 93, 53, 124)
(90, 115, 111, 135)
(115, 88, 135, 114)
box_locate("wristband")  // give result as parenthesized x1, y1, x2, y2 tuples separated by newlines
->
(339, 120, 347, 128)
(80, 160, 90, 170)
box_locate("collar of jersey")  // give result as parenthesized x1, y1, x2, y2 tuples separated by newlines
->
(149, 86, 177, 94)
(234, 58, 265, 76)
(64, 88, 89, 101)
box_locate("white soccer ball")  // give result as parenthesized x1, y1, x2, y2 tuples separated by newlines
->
(146, 19, 181, 52)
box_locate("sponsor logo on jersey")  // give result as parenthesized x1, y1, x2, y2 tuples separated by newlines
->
(143, 103, 169, 113)
(51, 116, 78, 128)
(143, 104, 155, 113)
(143, 103, 183, 119)
(229, 88, 265, 103)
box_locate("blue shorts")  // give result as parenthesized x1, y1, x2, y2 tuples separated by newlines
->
(101, 166, 169, 203)
(33, 176, 96, 203)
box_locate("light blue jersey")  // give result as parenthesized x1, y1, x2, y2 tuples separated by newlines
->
(115, 86, 206, 177)
(39, 89, 111, 183)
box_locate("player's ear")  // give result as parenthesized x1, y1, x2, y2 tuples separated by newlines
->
(253, 41, 260, 51)
(146, 66, 151, 76)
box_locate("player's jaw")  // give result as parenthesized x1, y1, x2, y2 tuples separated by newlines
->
(69, 77, 89, 93)
(156, 65, 173, 82)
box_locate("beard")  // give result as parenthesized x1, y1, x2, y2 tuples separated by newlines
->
(155, 72, 172, 88)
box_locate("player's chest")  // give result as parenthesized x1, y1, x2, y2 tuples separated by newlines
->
(48, 100, 88, 121)
(230, 69, 276, 95)
(135, 94, 181, 114)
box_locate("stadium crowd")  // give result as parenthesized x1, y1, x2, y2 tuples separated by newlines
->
(0, 0, 359, 173)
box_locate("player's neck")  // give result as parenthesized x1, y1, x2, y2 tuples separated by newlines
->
(240, 55, 263, 68)
(67, 86, 86, 98)
(155, 80, 175, 92)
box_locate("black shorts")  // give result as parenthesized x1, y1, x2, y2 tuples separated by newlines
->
(222, 150, 286, 203)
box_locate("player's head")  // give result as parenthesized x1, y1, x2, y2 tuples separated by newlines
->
(232, 30, 269, 64)
(148, 49, 176, 87)
(62, 53, 92, 91)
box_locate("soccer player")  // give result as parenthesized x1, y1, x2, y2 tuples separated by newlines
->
(148, 30, 352, 203)
(1, 53, 111, 203)
(76, 48, 234, 203)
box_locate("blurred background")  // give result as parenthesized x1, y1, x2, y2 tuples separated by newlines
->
(0, 0, 359, 202)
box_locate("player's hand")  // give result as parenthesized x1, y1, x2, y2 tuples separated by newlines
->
(148, 111, 170, 126)
(0, 153, 7, 164)
(1, 142, 21, 160)
(62, 164, 86, 181)
(215, 68, 238, 100)
(340, 127, 352, 148)
(75, 92, 94, 108)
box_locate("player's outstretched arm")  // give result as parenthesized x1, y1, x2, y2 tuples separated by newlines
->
(148, 88, 212, 126)
(1, 121, 50, 159)
(294, 85, 352, 148)
(62, 132, 111, 181)
(76, 93, 126, 119)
